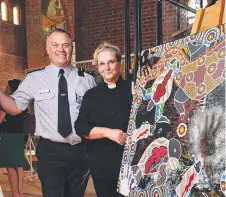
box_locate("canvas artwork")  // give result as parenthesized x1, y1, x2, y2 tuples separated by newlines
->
(118, 24, 226, 197)
(41, 0, 66, 39)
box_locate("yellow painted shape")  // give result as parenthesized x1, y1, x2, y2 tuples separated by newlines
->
(181, 63, 197, 73)
(183, 82, 198, 100)
(205, 53, 218, 66)
(204, 74, 223, 93)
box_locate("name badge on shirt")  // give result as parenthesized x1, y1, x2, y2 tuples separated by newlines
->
(76, 94, 83, 104)
(39, 89, 50, 94)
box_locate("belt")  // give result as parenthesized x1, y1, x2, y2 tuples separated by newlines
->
(39, 137, 84, 146)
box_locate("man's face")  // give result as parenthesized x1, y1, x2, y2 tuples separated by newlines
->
(97, 50, 120, 84)
(46, 32, 72, 68)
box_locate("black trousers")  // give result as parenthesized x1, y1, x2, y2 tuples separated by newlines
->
(92, 178, 125, 197)
(36, 138, 89, 197)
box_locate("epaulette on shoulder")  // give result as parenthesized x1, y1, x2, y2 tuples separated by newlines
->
(78, 67, 85, 77)
(78, 67, 93, 77)
(23, 67, 45, 80)
(27, 67, 45, 75)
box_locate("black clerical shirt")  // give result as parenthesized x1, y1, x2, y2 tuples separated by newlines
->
(74, 76, 132, 181)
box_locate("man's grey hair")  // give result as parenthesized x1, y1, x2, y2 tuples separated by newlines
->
(46, 28, 72, 46)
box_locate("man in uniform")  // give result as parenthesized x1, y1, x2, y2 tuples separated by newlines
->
(0, 28, 96, 197)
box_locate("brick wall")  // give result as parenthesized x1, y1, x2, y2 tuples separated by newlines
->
(0, 0, 26, 90)
(0, 52, 26, 90)
(75, 0, 179, 61)
(0, 0, 185, 87)
(24, 0, 181, 69)
(162, 0, 178, 42)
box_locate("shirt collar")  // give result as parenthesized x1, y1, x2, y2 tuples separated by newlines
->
(48, 64, 72, 78)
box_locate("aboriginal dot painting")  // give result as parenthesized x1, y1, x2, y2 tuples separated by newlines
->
(118, 24, 226, 197)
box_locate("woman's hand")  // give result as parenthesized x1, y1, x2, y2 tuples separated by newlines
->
(105, 129, 126, 145)
(87, 127, 127, 146)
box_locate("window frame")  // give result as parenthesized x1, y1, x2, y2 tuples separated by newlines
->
(1, 1, 8, 22)
(12, 5, 20, 25)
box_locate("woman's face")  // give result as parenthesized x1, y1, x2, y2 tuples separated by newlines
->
(97, 50, 120, 84)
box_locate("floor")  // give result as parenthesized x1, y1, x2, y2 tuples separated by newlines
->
(2, 180, 96, 197)
(0, 167, 97, 197)
(3, 192, 38, 197)
(2, 178, 96, 197)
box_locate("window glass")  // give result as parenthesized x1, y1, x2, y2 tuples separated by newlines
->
(1, 1, 8, 21)
(13, 6, 20, 25)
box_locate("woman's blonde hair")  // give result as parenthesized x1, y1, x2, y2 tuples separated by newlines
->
(93, 41, 122, 66)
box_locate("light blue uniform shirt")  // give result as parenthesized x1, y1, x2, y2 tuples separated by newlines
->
(11, 64, 96, 145)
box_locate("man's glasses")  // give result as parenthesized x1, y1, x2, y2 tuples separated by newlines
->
(98, 59, 118, 67)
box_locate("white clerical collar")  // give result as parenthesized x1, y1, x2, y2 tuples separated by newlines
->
(107, 83, 116, 89)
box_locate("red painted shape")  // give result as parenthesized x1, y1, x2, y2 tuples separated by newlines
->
(182, 173, 195, 197)
(145, 146, 167, 174)
(137, 129, 149, 139)
(153, 70, 173, 102)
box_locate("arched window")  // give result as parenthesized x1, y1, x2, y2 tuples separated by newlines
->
(1, 1, 8, 21)
(13, 6, 20, 25)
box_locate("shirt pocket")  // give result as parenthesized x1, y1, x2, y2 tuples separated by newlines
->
(34, 91, 55, 112)
(35, 91, 55, 101)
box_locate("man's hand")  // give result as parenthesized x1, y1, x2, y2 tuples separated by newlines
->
(105, 129, 126, 145)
